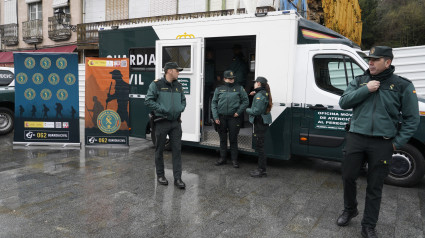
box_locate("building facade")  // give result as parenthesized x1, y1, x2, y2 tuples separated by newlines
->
(0, 0, 82, 66)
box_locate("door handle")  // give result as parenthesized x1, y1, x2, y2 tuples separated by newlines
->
(309, 104, 327, 110)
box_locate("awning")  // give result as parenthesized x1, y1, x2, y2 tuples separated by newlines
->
(0, 45, 76, 64)
(35, 45, 77, 53)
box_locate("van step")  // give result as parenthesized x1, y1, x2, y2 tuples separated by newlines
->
(201, 126, 254, 152)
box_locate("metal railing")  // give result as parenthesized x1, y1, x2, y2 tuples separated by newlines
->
(0, 23, 19, 46)
(48, 15, 72, 41)
(22, 19, 43, 44)
(77, 7, 274, 46)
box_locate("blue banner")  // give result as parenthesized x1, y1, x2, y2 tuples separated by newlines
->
(13, 53, 80, 145)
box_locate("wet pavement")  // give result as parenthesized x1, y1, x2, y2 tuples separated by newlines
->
(0, 126, 424, 238)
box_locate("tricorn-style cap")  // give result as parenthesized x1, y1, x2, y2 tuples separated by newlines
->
(254, 76, 268, 84)
(365, 46, 394, 59)
(109, 69, 123, 77)
(164, 62, 183, 72)
(223, 70, 235, 79)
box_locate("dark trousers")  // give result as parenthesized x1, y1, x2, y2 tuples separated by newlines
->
(218, 115, 241, 161)
(254, 117, 269, 171)
(154, 120, 182, 180)
(342, 132, 393, 228)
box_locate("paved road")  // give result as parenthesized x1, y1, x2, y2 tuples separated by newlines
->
(0, 131, 424, 238)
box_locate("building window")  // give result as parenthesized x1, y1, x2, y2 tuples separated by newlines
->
(313, 54, 364, 95)
(29, 2, 42, 20)
(106, 0, 128, 21)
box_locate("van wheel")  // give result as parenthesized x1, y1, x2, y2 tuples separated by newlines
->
(0, 108, 14, 135)
(385, 144, 425, 187)
(150, 124, 171, 151)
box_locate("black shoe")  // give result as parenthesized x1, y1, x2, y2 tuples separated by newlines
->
(232, 161, 239, 168)
(250, 168, 267, 177)
(174, 179, 186, 189)
(336, 209, 359, 226)
(157, 176, 168, 186)
(215, 158, 227, 166)
(361, 226, 378, 238)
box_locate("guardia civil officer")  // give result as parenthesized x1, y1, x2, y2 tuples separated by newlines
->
(145, 62, 187, 189)
(337, 46, 419, 238)
(246, 77, 272, 177)
(211, 70, 249, 168)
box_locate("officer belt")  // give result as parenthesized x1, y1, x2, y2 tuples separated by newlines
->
(350, 132, 393, 140)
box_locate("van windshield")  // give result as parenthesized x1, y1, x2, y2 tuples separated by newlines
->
(356, 51, 369, 64)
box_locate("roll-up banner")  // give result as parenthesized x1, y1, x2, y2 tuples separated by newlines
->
(85, 57, 130, 146)
(13, 53, 80, 146)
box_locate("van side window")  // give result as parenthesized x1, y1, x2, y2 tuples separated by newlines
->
(162, 46, 191, 71)
(313, 54, 364, 95)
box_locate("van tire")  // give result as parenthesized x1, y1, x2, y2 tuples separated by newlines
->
(385, 144, 425, 187)
(0, 107, 14, 135)
(150, 124, 171, 151)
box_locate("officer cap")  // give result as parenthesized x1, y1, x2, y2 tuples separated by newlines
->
(164, 62, 183, 72)
(109, 69, 123, 77)
(365, 46, 394, 60)
(223, 70, 235, 79)
(254, 76, 268, 84)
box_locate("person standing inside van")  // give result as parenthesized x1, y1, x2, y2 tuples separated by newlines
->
(211, 70, 249, 168)
(246, 77, 272, 177)
(145, 62, 187, 189)
(337, 46, 419, 238)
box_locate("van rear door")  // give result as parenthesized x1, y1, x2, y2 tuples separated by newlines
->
(155, 38, 204, 142)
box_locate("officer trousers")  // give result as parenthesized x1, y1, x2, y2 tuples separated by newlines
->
(342, 132, 393, 228)
(254, 117, 269, 171)
(218, 115, 241, 161)
(154, 120, 182, 180)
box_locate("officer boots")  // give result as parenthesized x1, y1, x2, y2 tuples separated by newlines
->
(232, 160, 239, 168)
(336, 209, 359, 226)
(361, 226, 378, 238)
(250, 168, 267, 177)
(215, 158, 227, 166)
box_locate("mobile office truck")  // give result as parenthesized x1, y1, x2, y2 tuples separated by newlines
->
(0, 67, 15, 135)
(98, 10, 425, 186)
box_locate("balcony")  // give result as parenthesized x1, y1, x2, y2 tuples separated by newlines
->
(0, 23, 19, 46)
(77, 7, 274, 49)
(22, 19, 43, 44)
(48, 14, 71, 41)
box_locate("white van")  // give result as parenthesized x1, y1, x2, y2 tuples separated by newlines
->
(98, 10, 425, 186)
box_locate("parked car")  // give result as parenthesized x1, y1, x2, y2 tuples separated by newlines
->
(0, 67, 15, 135)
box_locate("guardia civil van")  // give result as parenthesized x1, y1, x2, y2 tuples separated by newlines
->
(0, 67, 15, 135)
(98, 10, 425, 186)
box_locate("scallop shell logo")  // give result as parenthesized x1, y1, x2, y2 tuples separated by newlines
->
(48, 73, 60, 85)
(16, 73, 28, 84)
(24, 88, 36, 100)
(24, 57, 36, 69)
(64, 73, 76, 85)
(56, 57, 68, 69)
(40, 57, 52, 69)
(40, 89, 52, 100)
(56, 89, 68, 101)
(32, 73, 44, 85)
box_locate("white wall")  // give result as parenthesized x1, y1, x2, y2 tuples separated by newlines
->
(178, 0, 207, 14)
(210, 0, 222, 11)
(84, 0, 106, 23)
(4, 0, 18, 24)
(150, 0, 177, 16)
(129, 0, 150, 18)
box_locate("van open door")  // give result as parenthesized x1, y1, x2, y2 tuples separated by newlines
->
(155, 38, 204, 142)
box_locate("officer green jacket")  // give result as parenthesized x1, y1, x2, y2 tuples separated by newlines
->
(339, 66, 419, 149)
(211, 83, 249, 120)
(246, 89, 272, 124)
(145, 77, 186, 121)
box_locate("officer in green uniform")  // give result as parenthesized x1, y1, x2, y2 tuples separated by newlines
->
(337, 46, 420, 238)
(211, 70, 249, 168)
(246, 76, 272, 177)
(204, 48, 216, 125)
(145, 62, 187, 189)
(228, 44, 249, 88)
